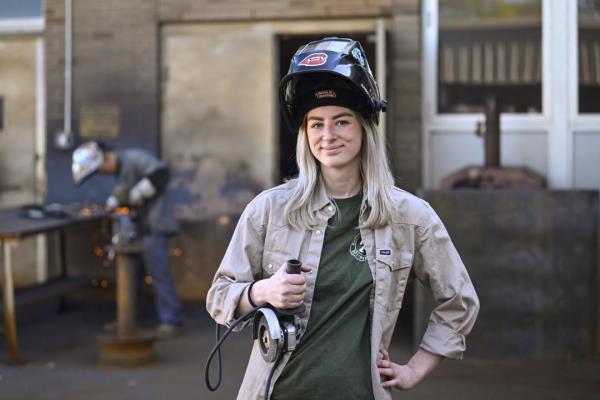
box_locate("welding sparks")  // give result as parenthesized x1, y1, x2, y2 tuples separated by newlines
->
(113, 206, 131, 215)
(217, 214, 231, 226)
(94, 246, 105, 257)
(171, 247, 183, 257)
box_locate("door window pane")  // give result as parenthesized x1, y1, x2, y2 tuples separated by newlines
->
(438, 0, 542, 114)
(579, 0, 600, 113)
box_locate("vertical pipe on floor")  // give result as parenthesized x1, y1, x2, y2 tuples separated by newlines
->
(116, 252, 137, 340)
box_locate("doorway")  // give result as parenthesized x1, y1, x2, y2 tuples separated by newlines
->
(276, 33, 376, 182)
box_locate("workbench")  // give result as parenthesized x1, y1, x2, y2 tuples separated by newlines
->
(0, 205, 105, 363)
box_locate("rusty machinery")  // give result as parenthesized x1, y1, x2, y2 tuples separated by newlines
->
(97, 208, 156, 366)
(441, 96, 545, 189)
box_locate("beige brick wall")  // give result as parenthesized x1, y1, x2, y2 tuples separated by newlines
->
(158, 0, 395, 22)
(45, 0, 159, 152)
(388, 9, 422, 191)
(45, 0, 422, 191)
(44, 0, 423, 299)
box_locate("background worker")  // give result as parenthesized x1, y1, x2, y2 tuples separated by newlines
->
(72, 141, 183, 339)
(207, 37, 479, 399)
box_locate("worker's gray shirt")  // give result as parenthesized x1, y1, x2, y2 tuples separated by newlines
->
(112, 149, 178, 235)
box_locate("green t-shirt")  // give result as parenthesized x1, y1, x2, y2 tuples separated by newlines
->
(271, 193, 374, 400)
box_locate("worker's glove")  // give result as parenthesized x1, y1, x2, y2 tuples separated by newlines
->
(129, 177, 156, 206)
(105, 195, 119, 211)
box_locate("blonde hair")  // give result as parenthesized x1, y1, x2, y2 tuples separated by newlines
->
(284, 112, 396, 230)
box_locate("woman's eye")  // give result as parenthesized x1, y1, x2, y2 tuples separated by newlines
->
(310, 122, 323, 129)
(336, 120, 350, 126)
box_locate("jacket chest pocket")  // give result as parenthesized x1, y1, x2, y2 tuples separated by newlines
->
(261, 249, 292, 278)
(375, 249, 413, 311)
(262, 223, 304, 278)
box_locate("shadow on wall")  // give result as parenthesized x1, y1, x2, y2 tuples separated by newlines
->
(169, 152, 263, 221)
(166, 152, 263, 301)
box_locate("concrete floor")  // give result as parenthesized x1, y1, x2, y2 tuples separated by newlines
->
(0, 297, 598, 400)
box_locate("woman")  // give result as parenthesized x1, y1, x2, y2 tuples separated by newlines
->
(207, 37, 479, 400)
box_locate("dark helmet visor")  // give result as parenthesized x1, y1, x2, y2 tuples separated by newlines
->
(279, 37, 385, 132)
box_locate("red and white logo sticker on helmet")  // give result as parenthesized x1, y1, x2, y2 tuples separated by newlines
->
(299, 52, 328, 67)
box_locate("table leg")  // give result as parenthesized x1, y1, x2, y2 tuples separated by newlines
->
(2, 241, 21, 363)
(57, 230, 68, 312)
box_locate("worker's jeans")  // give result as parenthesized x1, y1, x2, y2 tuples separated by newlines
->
(141, 234, 183, 326)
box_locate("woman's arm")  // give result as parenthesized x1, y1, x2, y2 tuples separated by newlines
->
(377, 348, 443, 390)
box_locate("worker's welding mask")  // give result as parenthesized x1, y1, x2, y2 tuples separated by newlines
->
(72, 141, 104, 185)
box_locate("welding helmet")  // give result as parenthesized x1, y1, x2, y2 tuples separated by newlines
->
(279, 37, 387, 133)
(72, 141, 104, 185)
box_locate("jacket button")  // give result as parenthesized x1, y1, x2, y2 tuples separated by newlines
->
(267, 263, 273, 270)
(316, 230, 321, 235)
(327, 206, 333, 212)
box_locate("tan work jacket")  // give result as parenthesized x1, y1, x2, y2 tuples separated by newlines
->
(206, 181, 479, 400)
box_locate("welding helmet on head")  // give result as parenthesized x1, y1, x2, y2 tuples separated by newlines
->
(279, 37, 387, 133)
(72, 141, 104, 185)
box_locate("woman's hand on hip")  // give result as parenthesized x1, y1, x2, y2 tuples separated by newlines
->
(377, 348, 420, 390)
(377, 347, 443, 390)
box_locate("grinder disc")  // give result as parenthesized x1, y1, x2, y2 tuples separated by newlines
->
(257, 314, 280, 362)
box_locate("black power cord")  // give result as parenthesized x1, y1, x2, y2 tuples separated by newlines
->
(264, 352, 283, 400)
(204, 306, 285, 400)
(205, 307, 259, 391)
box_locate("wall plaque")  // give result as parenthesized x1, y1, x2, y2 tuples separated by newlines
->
(80, 105, 120, 139)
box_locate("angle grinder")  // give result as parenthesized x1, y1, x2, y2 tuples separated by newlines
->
(205, 259, 307, 397)
(253, 259, 305, 362)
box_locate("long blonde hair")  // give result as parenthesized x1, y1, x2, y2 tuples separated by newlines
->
(284, 112, 396, 230)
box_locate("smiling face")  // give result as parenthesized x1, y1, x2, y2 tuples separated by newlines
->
(305, 105, 363, 174)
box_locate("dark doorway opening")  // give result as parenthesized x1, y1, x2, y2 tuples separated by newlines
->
(276, 33, 376, 182)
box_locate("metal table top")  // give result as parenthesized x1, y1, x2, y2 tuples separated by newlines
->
(0, 204, 107, 240)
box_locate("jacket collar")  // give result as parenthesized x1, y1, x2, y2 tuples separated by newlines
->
(311, 176, 333, 213)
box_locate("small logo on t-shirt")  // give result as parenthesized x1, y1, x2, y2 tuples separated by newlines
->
(379, 249, 391, 256)
(350, 233, 367, 262)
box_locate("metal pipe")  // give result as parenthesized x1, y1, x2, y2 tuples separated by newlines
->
(484, 97, 500, 168)
(64, 0, 72, 135)
(116, 252, 137, 340)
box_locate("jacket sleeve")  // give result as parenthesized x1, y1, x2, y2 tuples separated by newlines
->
(206, 200, 266, 331)
(412, 202, 480, 360)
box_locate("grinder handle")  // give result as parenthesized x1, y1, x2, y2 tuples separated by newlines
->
(286, 259, 302, 275)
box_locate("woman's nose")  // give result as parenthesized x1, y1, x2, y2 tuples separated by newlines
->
(322, 122, 337, 140)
